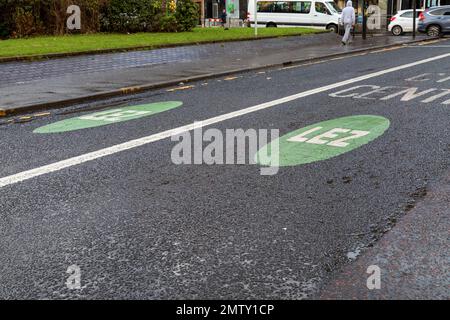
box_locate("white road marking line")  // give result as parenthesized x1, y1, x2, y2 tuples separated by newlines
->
(2, 52, 450, 189)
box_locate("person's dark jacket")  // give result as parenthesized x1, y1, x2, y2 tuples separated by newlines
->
(220, 11, 227, 24)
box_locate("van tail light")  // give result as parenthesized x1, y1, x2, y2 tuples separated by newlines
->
(419, 12, 425, 21)
(390, 16, 396, 22)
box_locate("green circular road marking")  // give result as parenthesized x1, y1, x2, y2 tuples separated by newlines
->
(256, 115, 390, 167)
(34, 101, 183, 134)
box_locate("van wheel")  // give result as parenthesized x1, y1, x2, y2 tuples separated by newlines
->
(391, 25, 403, 36)
(326, 24, 338, 33)
(266, 22, 277, 28)
(427, 25, 441, 37)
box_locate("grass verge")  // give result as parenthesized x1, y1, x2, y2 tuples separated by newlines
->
(0, 27, 324, 58)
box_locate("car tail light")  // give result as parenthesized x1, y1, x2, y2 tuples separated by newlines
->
(419, 12, 425, 21)
(390, 16, 396, 22)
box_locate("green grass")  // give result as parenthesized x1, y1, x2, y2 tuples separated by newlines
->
(0, 27, 323, 58)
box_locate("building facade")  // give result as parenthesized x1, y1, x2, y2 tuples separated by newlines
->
(200, 0, 450, 27)
(203, 0, 249, 20)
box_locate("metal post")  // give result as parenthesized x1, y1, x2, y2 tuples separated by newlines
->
(254, 0, 258, 37)
(362, 0, 367, 40)
(413, 0, 417, 39)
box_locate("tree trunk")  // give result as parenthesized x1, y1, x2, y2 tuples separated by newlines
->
(162, 0, 167, 15)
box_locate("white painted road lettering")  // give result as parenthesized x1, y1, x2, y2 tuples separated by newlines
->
(2, 53, 450, 188)
(307, 128, 352, 146)
(380, 87, 437, 101)
(405, 73, 433, 82)
(287, 126, 323, 142)
(331, 73, 450, 104)
(79, 109, 152, 122)
(354, 86, 398, 100)
(421, 89, 450, 103)
(405, 72, 450, 83)
(328, 130, 370, 147)
(288, 127, 370, 148)
(329, 85, 380, 98)
(331, 85, 450, 104)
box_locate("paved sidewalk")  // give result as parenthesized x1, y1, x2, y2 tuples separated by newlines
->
(0, 32, 430, 116)
(320, 172, 450, 300)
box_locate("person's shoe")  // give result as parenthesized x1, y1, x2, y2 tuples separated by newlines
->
(341, 41, 346, 46)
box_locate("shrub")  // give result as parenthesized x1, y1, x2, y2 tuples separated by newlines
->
(0, 21, 11, 39)
(0, 0, 104, 38)
(174, 0, 199, 32)
(100, 0, 162, 33)
(0, 0, 198, 38)
(52, 0, 103, 35)
(0, 0, 26, 38)
(159, 14, 178, 32)
(13, 7, 42, 37)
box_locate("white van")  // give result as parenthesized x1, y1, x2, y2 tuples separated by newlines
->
(248, 0, 341, 33)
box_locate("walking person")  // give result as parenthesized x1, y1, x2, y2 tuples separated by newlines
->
(341, 1, 356, 45)
(220, 9, 228, 28)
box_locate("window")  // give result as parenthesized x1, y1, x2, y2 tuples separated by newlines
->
(257, 2, 275, 13)
(429, 9, 446, 16)
(315, 2, 329, 14)
(400, 11, 413, 18)
(274, 1, 291, 13)
(257, 1, 312, 14)
(292, 1, 312, 14)
(326, 1, 341, 13)
(401, 10, 422, 18)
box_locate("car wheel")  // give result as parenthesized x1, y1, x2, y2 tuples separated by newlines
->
(391, 25, 403, 36)
(427, 25, 441, 37)
(326, 24, 338, 33)
(266, 22, 277, 28)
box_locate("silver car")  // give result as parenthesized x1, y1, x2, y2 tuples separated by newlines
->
(418, 5, 450, 37)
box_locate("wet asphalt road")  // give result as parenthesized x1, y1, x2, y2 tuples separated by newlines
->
(0, 40, 449, 299)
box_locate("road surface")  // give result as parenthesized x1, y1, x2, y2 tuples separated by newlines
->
(0, 39, 449, 299)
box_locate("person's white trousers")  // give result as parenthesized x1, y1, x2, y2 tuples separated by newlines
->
(342, 23, 352, 44)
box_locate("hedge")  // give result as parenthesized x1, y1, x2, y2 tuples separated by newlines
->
(0, 0, 199, 38)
